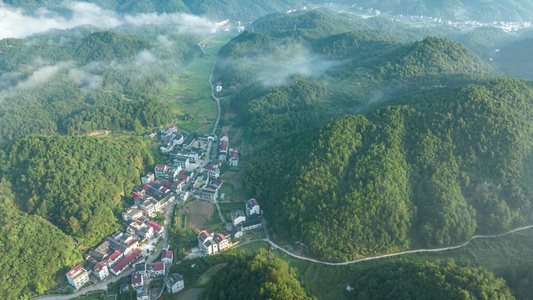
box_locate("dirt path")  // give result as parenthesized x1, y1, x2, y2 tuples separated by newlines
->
(85, 130, 110, 137)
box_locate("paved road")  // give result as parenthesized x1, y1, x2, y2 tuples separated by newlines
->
(258, 223, 533, 266)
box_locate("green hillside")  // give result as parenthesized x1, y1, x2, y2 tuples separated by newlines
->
(349, 259, 514, 299)
(0, 136, 153, 244)
(247, 78, 533, 261)
(0, 180, 80, 300)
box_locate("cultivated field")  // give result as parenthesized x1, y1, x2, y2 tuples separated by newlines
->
(177, 200, 215, 230)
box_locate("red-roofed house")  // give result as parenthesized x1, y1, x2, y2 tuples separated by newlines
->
(229, 148, 238, 167)
(171, 180, 185, 193)
(104, 250, 123, 268)
(161, 250, 173, 264)
(94, 262, 109, 280)
(214, 234, 230, 251)
(111, 250, 140, 276)
(161, 180, 172, 189)
(218, 134, 229, 161)
(177, 170, 192, 182)
(131, 273, 144, 288)
(146, 220, 164, 235)
(66, 265, 89, 289)
(154, 261, 166, 276)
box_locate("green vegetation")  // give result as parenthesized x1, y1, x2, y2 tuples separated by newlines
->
(248, 78, 533, 261)
(0, 179, 81, 300)
(201, 249, 314, 300)
(348, 259, 514, 299)
(0, 136, 153, 245)
(0, 31, 195, 142)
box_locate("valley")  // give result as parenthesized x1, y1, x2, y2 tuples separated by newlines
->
(1, 1, 533, 300)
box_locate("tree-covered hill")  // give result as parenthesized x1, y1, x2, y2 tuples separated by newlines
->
(492, 38, 533, 80)
(0, 135, 153, 244)
(247, 78, 533, 261)
(349, 259, 514, 299)
(201, 249, 315, 300)
(0, 179, 80, 300)
(3, 0, 308, 21)
(250, 10, 365, 39)
(0, 31, 191, 141)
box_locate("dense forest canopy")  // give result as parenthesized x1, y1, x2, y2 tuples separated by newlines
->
(0, 136, 153, 244)
(349, 259, 514, 299)
(0, 31, 190, 141)
(0, 179, 80, 300)
(247, 78, 533, 261)
(202, 249, 314, 300)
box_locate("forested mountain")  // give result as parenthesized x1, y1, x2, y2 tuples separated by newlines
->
(349, 259, 514, 299)
(0, 136, 153, 244)
(3, 0, 307, 21)
(218, 20, 498, 139)
(0, 180, 80, 300)
(0, 31, 190, 141)
(492, 38, 533, 80)
(247, 78, 533, 261)
(0, 135, 153, 299)
(202, 249, 314, 300)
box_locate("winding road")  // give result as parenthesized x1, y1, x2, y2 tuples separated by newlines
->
(254, 223, 533, 266)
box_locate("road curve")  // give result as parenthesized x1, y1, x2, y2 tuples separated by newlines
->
(260, 224, 533, 266)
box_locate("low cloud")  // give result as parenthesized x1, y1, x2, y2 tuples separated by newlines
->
(16, 65, 62, 89)
(0, 2, 214, 39)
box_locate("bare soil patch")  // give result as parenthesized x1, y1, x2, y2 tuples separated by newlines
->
(225, 108, 238, 119)
(221, 124, 232, 133)
(231, 127, 242, 144)
(177, 200, 214, 230)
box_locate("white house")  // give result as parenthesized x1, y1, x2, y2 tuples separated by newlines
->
(246, 199, 260, 216)
(154, 164, 181, 180)
(231, 210, 246, 227)
(161, 250, 173, 264)
(154, 261, 166, 277)
(93, 262, 109, 281)
(166, 273, 185, 294)
(141, 173, 155, 185)
(198, 230, 217, 255)
(214, 234, 230, 252)
(218, 134, 229, 161)
(66, 265, 89, 289)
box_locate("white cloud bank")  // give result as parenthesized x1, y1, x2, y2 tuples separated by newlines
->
(0, 2, 214, 39)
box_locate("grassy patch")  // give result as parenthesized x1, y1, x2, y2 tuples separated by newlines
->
(196, 263, 228, 286)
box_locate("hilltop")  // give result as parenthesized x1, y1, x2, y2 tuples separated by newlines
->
(247, 78, 533, 261)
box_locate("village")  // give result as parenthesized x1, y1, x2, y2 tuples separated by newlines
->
(63, 125, 265, 300)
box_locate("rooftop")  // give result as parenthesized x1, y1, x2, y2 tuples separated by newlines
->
(154, 261, 165, 272)
(131, 274, 143, 285)
(112, 250, 140, 274)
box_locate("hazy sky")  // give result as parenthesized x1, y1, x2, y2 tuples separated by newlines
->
(0, 2, 214, 39)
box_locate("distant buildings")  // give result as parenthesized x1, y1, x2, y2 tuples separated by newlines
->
(66, 265, 89, 289)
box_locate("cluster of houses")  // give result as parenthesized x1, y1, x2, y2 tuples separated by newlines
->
(197, 198, 263, 256)
(66, 128, 243, 294)
(124, 250, 185, 300)
(197, 230, 231, 255)
(158, 126, 196, 153)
